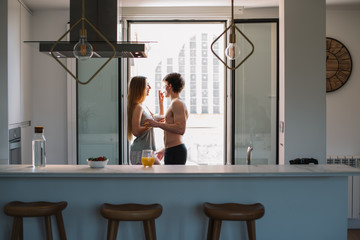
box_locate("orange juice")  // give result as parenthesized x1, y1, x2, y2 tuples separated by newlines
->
(141, 157, 155, 167)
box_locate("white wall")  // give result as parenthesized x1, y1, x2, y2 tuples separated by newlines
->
(31, 10, 69, 164)
(279, 0, 326, 164)
(326, 8, 360, 157)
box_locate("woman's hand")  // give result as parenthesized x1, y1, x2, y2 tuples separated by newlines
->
(158, 90, 164, 103)
(158, 90, 164, 115)
(144, 119, 160, 128)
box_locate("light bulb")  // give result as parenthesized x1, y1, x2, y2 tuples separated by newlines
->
(225, 43, 241, 60)
(73, 30, 93, 60)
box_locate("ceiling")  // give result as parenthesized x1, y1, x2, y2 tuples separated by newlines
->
(22, 0, 360, 11)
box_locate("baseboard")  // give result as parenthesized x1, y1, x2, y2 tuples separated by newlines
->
(348, 218, 360, 229)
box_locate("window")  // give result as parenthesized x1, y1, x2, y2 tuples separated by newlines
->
(128, 21, 226, 165)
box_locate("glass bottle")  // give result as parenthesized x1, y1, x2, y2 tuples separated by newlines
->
(32, 126, 46, 167)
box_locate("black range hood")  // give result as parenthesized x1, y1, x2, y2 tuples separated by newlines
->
(37, 0, 146, 58)
(38, 41, 146, 58)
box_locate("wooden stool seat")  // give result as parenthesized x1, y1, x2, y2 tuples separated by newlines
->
(101, 203, 162, 221)
(100, 203, 162, 240)
(3, 201, 67, 240)
(203, 202, 265, 240)
(4, 201, 67, 217)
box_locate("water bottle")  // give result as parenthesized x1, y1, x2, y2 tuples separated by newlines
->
(32, 126, 46, 167)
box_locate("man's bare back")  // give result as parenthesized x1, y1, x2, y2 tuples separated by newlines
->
(164, 98, 189, 148)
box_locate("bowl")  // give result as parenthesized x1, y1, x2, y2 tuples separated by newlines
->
(153, 114, 165, 121)
(87, 159, 109, 168)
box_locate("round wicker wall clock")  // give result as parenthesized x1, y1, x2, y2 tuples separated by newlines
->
(326, 37, 352, 92)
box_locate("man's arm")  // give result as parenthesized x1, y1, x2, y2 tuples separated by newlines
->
(146, 100, 187, 135)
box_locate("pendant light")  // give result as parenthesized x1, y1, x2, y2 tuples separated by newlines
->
(211, 0, 254, 70)
(50, 0, 116, 85)
(225, 25, 240, 60)
(73, 29, 93, 60)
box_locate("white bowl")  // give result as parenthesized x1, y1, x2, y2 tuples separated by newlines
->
(87, 159, 109, 168)
(153, 114, 165, 121)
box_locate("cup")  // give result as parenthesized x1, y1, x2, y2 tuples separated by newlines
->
(141, 149, 155, 167)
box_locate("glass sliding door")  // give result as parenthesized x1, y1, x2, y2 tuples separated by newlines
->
(233, 20, 278, 165)
(77, 59, 119, 165)
(128, 21, 226, 165)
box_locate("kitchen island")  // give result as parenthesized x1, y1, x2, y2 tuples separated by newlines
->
(1, 164, 359, 240)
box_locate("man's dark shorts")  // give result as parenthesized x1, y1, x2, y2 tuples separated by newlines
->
(164, 144, 187, 165)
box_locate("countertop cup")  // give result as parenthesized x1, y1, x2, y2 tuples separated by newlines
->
(141, 150, 155, 167)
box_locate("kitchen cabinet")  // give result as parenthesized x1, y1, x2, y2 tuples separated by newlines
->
(7, 0, 33, 163)
(8, 0, 21, 125)
(8, 0, 32, 125)
(19, 4, 33, 164)
(20, 4, 32, 123)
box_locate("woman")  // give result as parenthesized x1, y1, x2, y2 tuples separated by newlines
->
(127, 76, 164, 165)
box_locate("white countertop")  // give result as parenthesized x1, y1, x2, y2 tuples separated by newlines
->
(1, 164, 360, 178)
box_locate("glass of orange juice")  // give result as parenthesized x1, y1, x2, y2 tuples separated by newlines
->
(141, 149, 155, 167)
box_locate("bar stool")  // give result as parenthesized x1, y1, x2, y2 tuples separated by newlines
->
(100, 203, 162, 240)
(203, 202, 265, 240)
(3, 201, 67, 240)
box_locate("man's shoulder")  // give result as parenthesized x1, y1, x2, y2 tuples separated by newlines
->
(172, 98, 186, 105)
(171, 99, 186, 109)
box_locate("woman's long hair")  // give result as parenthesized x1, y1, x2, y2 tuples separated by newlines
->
(127, 76, 147, 141)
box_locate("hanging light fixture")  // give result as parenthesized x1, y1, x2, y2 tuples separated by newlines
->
(50, 0, 116, 85)
(225, 26, 240, 60)
(211, 0, 254, 70)
(73, 29, 93, 60)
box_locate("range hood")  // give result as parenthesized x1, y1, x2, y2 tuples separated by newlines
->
(37, 41, 146, 58)
(35, 0, 146, 58)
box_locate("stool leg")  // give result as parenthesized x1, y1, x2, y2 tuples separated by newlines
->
(19, 217, 23, 240)
(55, 212, 67, 240)
(212, 219, 222, 240)
(107, 220, 119, 240)
(44, 216, 53, 240)
(10, 217, 22, 240)
(206, 218, 214, 240)
(143, 219, 157, 240)
(246, 220, 256, 240)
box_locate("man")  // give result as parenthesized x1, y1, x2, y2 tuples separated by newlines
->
(146, 72, 188, 165)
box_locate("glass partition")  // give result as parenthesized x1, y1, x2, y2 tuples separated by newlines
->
(233, 20, 278, 165)
(77, 59, 119, 165)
